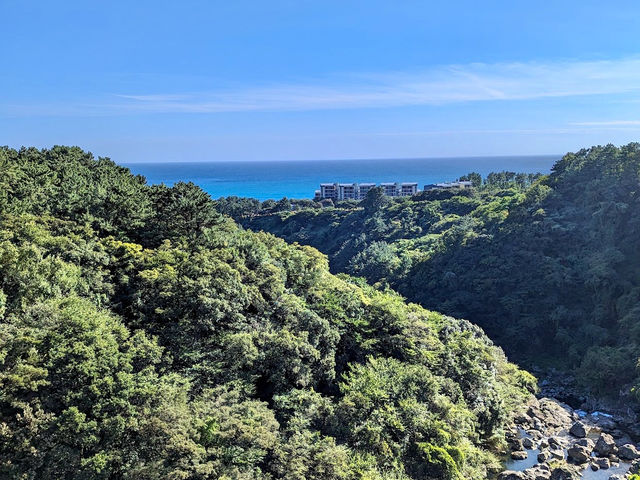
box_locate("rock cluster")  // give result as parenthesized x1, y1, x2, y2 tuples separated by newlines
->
(498, 465, 580, 480)
(498, 397, 640, 480)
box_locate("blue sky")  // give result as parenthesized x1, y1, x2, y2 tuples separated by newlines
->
(3, 0, 640, 162)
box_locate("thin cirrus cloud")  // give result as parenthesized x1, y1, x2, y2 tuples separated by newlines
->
(6, 56, 640, 116)
(569, 120, 640, 126)
(110, 56, 640, 114)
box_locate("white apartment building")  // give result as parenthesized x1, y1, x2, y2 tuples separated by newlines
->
(380, 182, 399, 197)
(338, 183, 358, 200)
(357, 183, 376, 199)
(400, 182, 418, 196)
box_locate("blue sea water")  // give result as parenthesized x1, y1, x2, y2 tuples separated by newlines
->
(122, 155, 559, 201)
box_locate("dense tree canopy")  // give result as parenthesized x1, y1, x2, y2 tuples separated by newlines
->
(0, 146, 534, 479)
(239, 143, 640, 404)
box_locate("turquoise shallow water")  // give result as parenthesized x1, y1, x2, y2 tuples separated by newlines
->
(123, 155, 559, 201)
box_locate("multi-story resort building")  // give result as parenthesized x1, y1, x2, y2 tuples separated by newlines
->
(381, 182, 418, 197)
(357, 183, 376, 200)
(319, 183, 338, 199)
(315, 179, 472, 200)
(400, 182, 418, 196)
(316, 181, 419, 200)
(338, 183, 358, 200)
(380, 182, 398, 197)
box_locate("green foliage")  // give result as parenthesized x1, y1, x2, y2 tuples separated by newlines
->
(215, 195, 262, 218)
(458, 172, 482, 187)
(240, 143, 640, 403)
(0, 297, 200, 479)
(412, 443, 461, 480)
(146, 181, 223, 244)
(0, 146, 151, 239)
(0, 146, 534, 479)
(362, 187, 390, 214)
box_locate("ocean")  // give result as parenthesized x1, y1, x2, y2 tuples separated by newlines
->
(123, 155, 560, 201)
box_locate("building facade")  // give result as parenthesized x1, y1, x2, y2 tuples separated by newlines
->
(357, 183, 376, 199)
(315, 181, 425, 200)
(400, 182, 418, 196)
(338, 183, 358, 200)
(380, 182, 399, 197)
(320, 183, 338, 199)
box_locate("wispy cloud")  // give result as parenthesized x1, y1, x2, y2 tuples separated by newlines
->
(569, 120, 640, 126)
(5, 56, 640, 116)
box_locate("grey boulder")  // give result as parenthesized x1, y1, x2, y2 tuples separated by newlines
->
(567, 444, 590, 463)
(595, 433, 616, 456)
(618, 443, 640, 460)
(569, 421, 587, 438)
(497, 471, 527, 480)
(511, 450, 528, 460)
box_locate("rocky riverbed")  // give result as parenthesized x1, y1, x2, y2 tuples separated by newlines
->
(498, 397, 640, 480)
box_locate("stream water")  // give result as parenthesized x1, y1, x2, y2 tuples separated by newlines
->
(504, 427, 632, 480)
(504, 430, 543, 471)
(507, 452, 630, 480)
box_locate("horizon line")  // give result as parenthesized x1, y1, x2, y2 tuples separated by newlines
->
(119, 153, 562, 165)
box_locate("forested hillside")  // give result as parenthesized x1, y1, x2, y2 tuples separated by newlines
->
(0, 146, 535, 480)
(238, 143, 640, 403)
